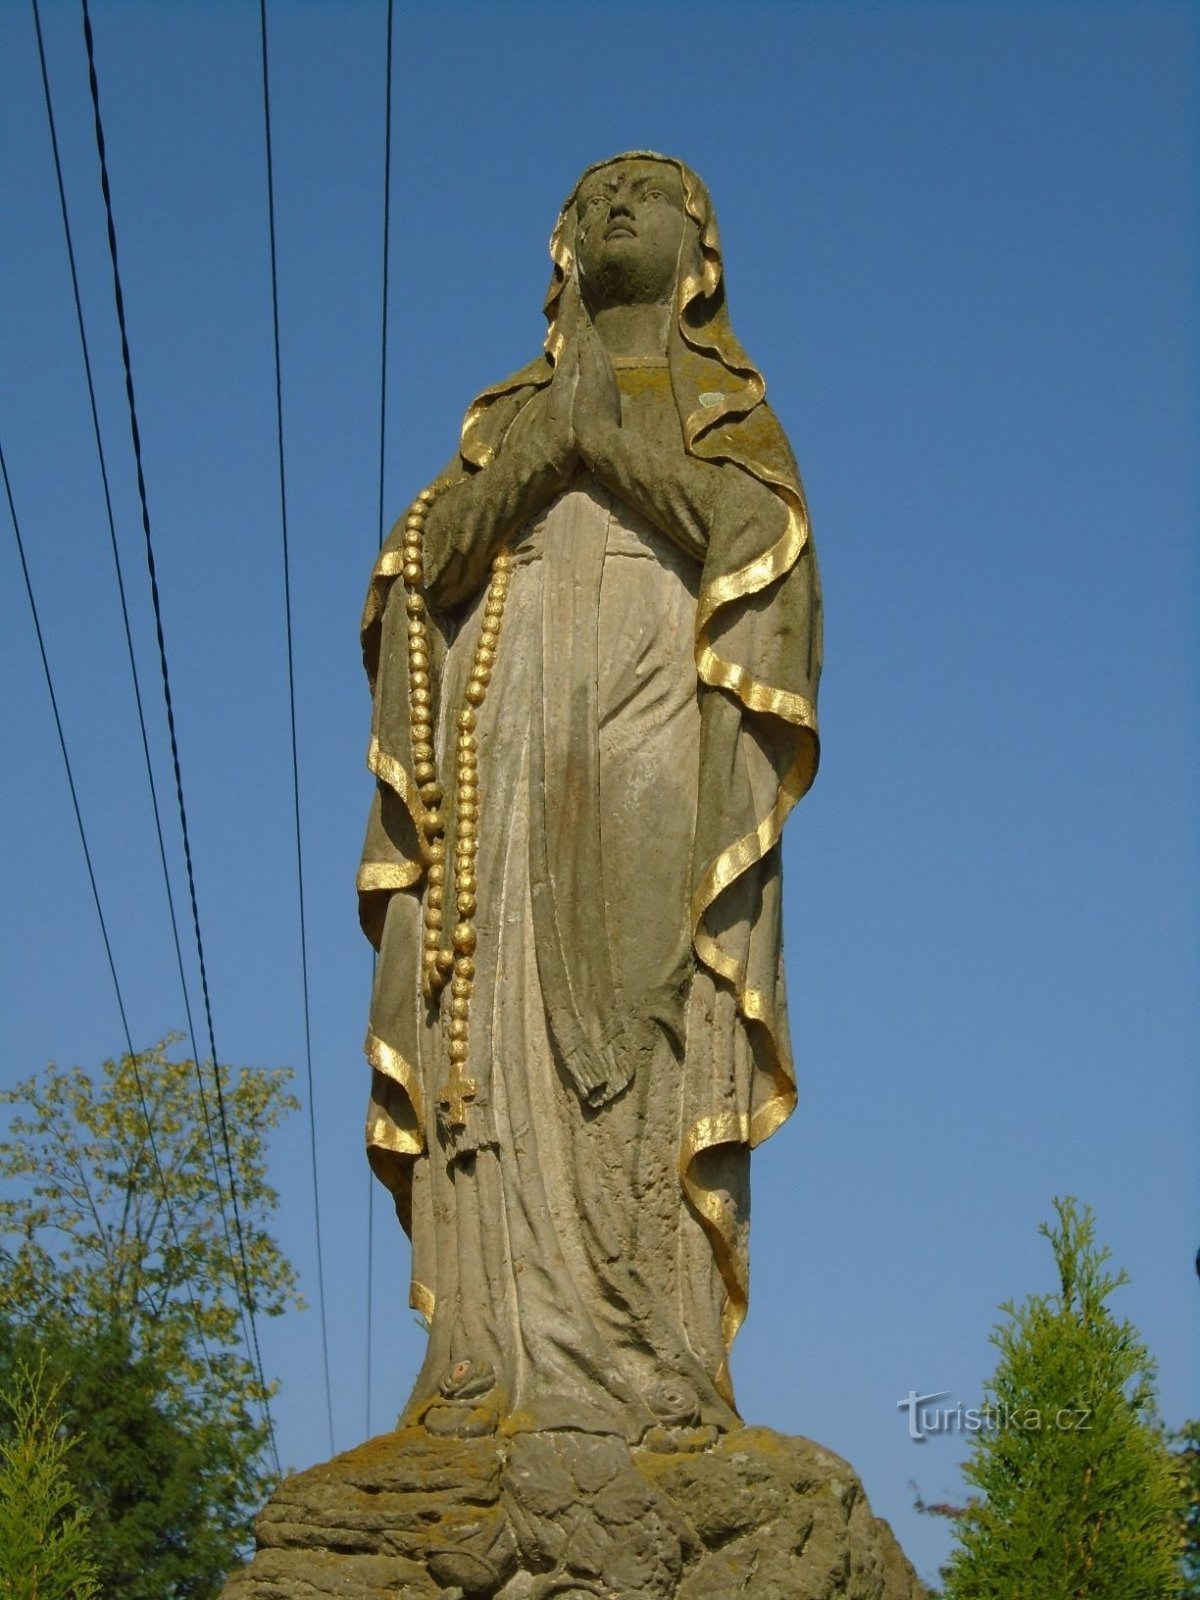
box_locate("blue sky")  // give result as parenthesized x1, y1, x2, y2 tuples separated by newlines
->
(1, 0, 1195, 1583)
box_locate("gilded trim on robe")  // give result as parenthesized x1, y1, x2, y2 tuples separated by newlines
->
(356, 861, 421, 894)
(679, 1110, 752, 1402)
(366, 734, 429, 866)
(690, 748, 812, 954)
(365, 1028, 426, 1140)
(410, 1280, 436, 1321)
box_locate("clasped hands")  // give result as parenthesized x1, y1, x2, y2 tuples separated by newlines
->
(539, 322, 625, 486)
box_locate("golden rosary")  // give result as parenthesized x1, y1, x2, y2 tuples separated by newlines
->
(397, 482, 512, 1129)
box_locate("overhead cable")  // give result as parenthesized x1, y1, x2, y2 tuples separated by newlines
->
(79, 0, 279, 1476)
(258, 0, 336, 1458)
(3, 437, 217, 1379)
(28, 0, 245, 1342)
(366, 0, 397, 1441)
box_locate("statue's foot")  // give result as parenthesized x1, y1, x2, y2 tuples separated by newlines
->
(642, 1422, 720, 1455)
(424, 1402, 498, 1438)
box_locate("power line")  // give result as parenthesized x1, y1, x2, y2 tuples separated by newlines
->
(377, 0, 395, 555)
(28, 0, 246, 1353)
(367, 0, 396, 1442)
(79, 0, 279, 1476)
(3, 436, 217, 1379)
(258, 0, 335, 1459)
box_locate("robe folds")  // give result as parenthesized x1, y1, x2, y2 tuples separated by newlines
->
(358, 164, 820, 1436)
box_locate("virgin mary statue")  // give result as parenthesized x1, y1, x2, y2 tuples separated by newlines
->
(357, 154, 822, 1442)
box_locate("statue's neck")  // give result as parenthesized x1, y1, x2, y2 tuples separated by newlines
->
(589, 300, 672, 359)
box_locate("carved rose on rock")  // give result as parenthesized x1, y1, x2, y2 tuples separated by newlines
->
(439, 1357, 496, 1401)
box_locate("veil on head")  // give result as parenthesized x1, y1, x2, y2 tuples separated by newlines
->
(461, 151, 778, 475)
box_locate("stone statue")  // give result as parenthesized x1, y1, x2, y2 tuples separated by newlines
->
(357, 152, 821, 1443)
(226, 155, 926, 1600)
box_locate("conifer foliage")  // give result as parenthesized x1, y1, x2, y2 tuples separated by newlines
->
(943, 1197, 1183, 1600)
(0, 1356, 99, 1600)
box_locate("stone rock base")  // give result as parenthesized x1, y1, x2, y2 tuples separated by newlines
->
(221, 1424, 925, 1600)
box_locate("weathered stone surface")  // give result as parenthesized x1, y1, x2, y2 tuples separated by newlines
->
(358, 154, 823, 1450)
(222, 1425, 925, 1600)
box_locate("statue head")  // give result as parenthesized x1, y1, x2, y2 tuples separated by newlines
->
(545, 152, 725, 346)
(571, 156, 698, 313)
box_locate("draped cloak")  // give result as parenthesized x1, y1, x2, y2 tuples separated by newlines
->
(357, 156, 822, 1432)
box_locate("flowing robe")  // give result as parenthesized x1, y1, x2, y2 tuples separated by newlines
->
(359, 357, 821, 1438)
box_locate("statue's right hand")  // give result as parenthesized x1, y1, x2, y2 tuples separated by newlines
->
(541, 343, 580, 483)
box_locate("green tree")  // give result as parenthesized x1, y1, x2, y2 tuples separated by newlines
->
(0, 1354, 99, 1600)
(1173, 1419, 1200, 1597)
(0, 1318, 259, 1600)
(942, 1197, 1183, 1600)
(0, 1041, 301, 1592)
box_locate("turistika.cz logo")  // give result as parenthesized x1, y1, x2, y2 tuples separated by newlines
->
(897, 1390, 1093, 1443)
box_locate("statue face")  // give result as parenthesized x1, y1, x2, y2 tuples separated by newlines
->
(573, 158, 692, 312)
